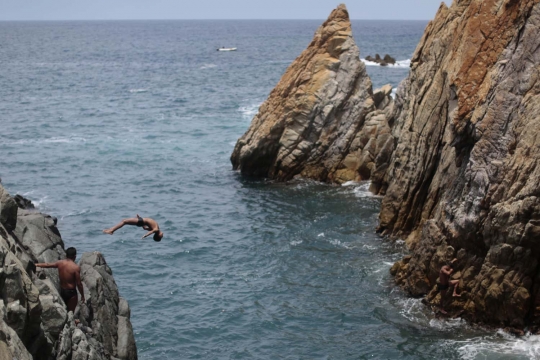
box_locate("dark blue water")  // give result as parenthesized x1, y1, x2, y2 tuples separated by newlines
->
(1, 20, 538, 359)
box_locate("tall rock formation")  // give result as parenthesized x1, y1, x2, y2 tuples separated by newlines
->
(231, 4, 395, 183)
(382, 0, 540, 329)
(0, 184, 137, 359)
(230, 0, 540, 330)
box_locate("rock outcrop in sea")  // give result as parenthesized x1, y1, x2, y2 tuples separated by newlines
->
(231, 1, 540, 330)
(231, 4, 395, 184)
(365, 54, 396, 66)
(0, 184, 137, 359)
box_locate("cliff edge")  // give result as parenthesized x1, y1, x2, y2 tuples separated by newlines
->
(0, 184, 137, 359)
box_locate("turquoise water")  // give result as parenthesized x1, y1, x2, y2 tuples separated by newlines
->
(1, 20, 539, 359)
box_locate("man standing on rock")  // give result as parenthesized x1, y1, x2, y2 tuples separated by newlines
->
(438, 258, 461, 314)
(103, 214, 163, 242)
(36, 247, 85, 313)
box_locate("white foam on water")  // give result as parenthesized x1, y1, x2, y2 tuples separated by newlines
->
(317, 233, 325, 237)
(394, 59, 411, 68)
(228, 141, 236, 147)
(390, 87, 397, 99)
(449, 330, 540, 360)
(372, 260, 393, 286)
(341, 180, 360, 187)
(328, 238, 351, 249)
(290, 240, 303, 246)
(361, 59, 380, 66)
(200, 63, 217, 69)
(393, 291, 540, 359)
(238, 102, 262, 120)
(371, 265, 387, 274)
(396, 297, 429, 324)
(129, 88, 148, 93)
(32, 195, 48, 209)
(8, 136, 88, 145)
(350, 181, 382, 199)
(361, 58, 411, 68)
(428, 317, 466, 331)
(19, 190, 47, 209)
(44, 136, 87, 144)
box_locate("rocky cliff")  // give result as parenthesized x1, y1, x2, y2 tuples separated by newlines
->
(231, 4, 395, 184)
(383, 0, 540, 329)
(230, 1, 540, 330)
(0, 185, 137, 359)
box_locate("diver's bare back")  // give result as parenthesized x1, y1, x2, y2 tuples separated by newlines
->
(57, 259, 80, 289)
(143, 217, 159, 231)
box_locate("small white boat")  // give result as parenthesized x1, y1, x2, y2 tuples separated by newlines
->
(217, 47, 237, 51)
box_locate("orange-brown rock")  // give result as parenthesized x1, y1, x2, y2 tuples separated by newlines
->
(231, 4, 393, 183)
(381, 0, 540, 328)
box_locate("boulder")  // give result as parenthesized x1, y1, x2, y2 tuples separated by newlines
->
(56, 313, 107, 360)
(80, 252, 137, 360)
(14, 209, 65, 288)
(13, 195, 35, 210)
(116, 316, 137, 360)
(0, 300, 33, 360)
(0, 186, 17, 232)
(383, 54, 396, 65)
(39, 295, 67, 338)
(365, 53, 396, 66)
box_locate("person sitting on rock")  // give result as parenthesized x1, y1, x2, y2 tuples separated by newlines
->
(438, 258, 461, 314)
(36, 247, 85, 313)
(103, 214, 163, 242)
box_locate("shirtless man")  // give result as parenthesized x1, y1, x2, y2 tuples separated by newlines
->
(438, 258, 461, 313)
(103, 214, 163, 242)
(36, 247, 85, 313)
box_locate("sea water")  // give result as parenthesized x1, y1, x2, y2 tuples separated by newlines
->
(1, 20, 538, 359)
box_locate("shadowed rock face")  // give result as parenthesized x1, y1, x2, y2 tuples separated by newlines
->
(231, 4, 389, 183)
(381, 0, 540, 328)
(0, 184, 137, 359)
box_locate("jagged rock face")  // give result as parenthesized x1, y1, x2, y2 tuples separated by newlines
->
(231, 4, 380, 183)
(79, 252, 138, 360)
(0, 184, 137, 359)
(381, 0, 540, 328)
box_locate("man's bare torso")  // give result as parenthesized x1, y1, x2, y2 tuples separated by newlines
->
(57, 259, 81, 289)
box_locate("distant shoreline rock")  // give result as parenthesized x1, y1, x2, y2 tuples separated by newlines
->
(365, 54, 396, 66)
